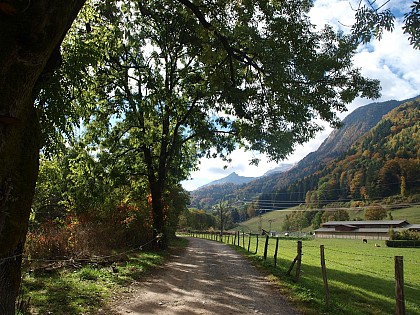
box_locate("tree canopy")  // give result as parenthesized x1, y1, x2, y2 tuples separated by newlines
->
(38, 0, 383, 246)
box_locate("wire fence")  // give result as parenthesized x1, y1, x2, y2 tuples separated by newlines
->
(0, 236, 160, 266)
(189, 230, 420, 314)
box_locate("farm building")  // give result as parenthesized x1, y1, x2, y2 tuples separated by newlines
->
(314, 220, 420, 240)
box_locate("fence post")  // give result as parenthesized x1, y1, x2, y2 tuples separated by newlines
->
(320, 245, 330, 308)
(263, 234, 269, 260)
(395, 256, 405, 315)
(274, 237, 279, 267)
(242, 231, 245, 248)
(295, 240, 302, 282)
(287, 241, 302, 281)
(255, 234, 259, 254)
(237, 231, 240, 246)
(233, 232, 237, 245)
(248, 233, 251, 252)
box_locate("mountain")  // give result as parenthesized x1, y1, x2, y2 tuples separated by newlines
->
(238, 97, 415, 195)
(190, 96, 419, 210)
(258, 96, 420, 210)
(263, 164, 294, 176)
(200, 172, 255, 188)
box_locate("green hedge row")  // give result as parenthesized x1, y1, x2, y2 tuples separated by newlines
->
(386, 240, 420, 248)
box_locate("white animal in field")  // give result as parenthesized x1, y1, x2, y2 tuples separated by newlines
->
(374, 243, 381, 247)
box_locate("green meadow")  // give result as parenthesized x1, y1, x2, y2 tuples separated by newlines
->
(235, 205, 420, 234)
(196, 233, 420, 315)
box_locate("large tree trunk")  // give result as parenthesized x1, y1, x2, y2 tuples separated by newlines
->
(150, 181, 169, 249)
(0, 1, 85, 313)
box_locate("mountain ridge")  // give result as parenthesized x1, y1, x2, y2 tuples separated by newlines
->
(190, 96, 419, 210)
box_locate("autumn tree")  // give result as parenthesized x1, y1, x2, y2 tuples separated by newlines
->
(364, 205, 387, 220)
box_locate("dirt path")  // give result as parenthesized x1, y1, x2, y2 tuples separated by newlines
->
(100, 237, 301, 315)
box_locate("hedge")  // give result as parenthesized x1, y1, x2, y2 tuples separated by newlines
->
(386, 240, 420, 248)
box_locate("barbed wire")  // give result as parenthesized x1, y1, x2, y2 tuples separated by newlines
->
(326, 256, 393, 280)
(0, 235, 160, 265)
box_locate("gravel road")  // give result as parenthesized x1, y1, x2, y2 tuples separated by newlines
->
(100, 237, 301, 315)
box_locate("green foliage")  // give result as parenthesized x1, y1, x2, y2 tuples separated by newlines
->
(390, 229, 420, 240)
(282, 211, 309, 232)
(178, 208, 216, 230)
(352, 0, 419, 49)
(403, 1, 420, 48)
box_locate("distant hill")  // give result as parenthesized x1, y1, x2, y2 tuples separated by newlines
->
(190, 96, 419, 211)
(199, 172, 255, 188)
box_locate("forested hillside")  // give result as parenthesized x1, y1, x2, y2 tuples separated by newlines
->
(190, 97, 415, 210)
(258, 97, 420, 211)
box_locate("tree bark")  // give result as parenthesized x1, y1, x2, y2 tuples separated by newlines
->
(150, 181, 168, 249)
(0, 1, 85, 313)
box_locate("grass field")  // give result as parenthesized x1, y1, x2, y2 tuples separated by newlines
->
(235, 205, 420, 234)
(193, 233, 420, 315)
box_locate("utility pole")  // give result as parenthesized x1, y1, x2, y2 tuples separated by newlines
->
(268, 219, 273, 233)
(219, 202, 224, 242)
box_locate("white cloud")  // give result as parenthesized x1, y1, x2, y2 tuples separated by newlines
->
(182, 0, 420, 191)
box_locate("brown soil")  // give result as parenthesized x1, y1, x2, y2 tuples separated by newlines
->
(97, 237, 301, 315)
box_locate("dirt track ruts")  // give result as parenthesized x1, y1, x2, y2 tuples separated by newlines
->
(99, 237, 301, 315)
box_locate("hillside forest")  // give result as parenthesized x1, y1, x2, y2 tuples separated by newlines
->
(187, 97, 420, 231)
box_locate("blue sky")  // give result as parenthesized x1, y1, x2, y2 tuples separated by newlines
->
(181, 0, 420, 191)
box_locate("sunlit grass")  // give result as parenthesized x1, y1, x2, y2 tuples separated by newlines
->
(21, 237, 188, 314)
(197, 233, 420, 315)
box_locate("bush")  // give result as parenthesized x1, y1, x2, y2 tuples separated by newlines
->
(386, 240, 420, 248)
(389, 229, 420, 241)
(25, 204, 154, 260)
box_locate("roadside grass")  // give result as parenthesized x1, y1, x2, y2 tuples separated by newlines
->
(20, 237, 188, 314)
(200, 234, 420, 315)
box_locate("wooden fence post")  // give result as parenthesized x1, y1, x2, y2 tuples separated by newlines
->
(320, 245, 330, 308)
(234, 232, 237, 245)
(248, 233, 251, 252)
(263, 234, 269, 260)
(274, 237, 279, 267)
(295, 240, 302, 282)
(395, 256, 405, 315)
(237, 231, 240, 246)
(255, 234, 259, 254)
(242, 231, 245, 248)
(286, 240, 302, 282)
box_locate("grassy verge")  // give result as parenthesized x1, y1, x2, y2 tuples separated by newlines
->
(19, 237, 188, 314)
(195, 234, 420, 315)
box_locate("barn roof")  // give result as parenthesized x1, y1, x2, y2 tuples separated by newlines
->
(321, 220, 408, 227)
(314, 227, 408, 233)
(408, 224, 420, 230)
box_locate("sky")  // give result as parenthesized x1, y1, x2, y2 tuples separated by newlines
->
(181, 0, 420, 191)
